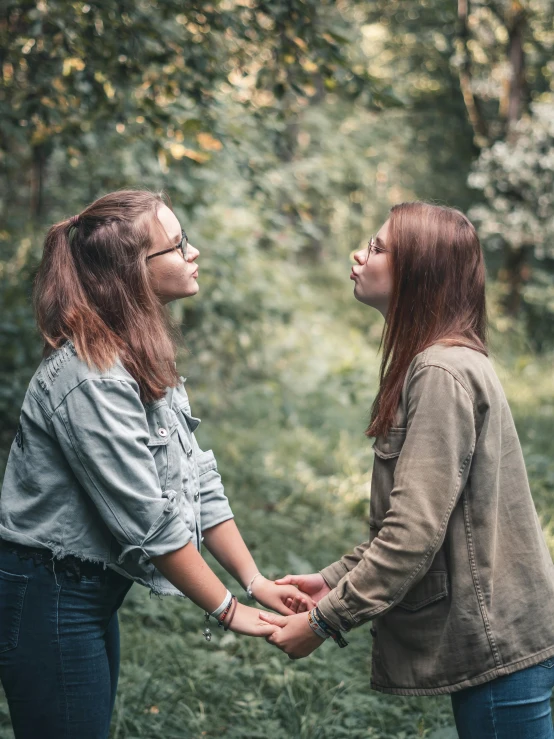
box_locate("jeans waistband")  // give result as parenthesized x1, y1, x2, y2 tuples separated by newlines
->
(0, 537, 108, 581)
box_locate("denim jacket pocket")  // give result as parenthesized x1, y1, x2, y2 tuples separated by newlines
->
(538, 658, 554, 669)
(0, 568, 28, 653)
(396, 571, 449, 612)
(146, 404, 178, 491)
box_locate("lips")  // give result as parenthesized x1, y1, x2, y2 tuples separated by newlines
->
(350, 269, 358, 280)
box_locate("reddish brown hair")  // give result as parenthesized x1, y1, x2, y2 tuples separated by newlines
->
(33, 189, 180, 402)
(367, 202, 487, 438)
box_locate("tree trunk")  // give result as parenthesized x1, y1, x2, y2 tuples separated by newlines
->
(456, 0, 489, 144)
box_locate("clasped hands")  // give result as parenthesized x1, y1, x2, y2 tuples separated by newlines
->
(251, 572, 332, 660)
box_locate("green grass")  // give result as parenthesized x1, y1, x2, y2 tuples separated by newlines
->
(0, 284, 552, 738)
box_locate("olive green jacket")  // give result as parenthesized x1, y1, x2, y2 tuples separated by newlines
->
(317, 344, 554, 695)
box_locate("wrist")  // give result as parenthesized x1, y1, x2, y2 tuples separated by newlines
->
(246, 572, 265, 600)
(309, 607, 349, 648)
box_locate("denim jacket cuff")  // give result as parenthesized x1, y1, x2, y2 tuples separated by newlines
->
(117, 505, 193, 567)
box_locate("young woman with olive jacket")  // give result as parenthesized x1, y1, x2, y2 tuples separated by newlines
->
(261, 202, 554, 739)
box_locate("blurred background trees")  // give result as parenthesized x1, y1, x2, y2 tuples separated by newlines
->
(1, 0, 553, 511)
(1, 3, 553, 736)
(2, 0, 553, 476)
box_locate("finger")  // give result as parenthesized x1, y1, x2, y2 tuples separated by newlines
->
(257, 623, 281, 637)
(296, 600, 308, 613)
(259, 611, 288, 627)
(285, 597, 293, 608)
(274, 575, 298, 586)
(275, 602, 296, 616)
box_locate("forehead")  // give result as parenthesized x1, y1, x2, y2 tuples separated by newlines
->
(156, 204, 181, 241)
(376, 219, 389, 242)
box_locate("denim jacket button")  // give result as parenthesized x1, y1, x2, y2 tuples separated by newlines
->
(194, 492, 199, 501)
(158, 427, 168, 438)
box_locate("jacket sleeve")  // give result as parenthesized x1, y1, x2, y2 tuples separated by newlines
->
(317, 364, 476, 631)
(193, 439, 234, 532)
(52, 377, 194, 565)
(319, 541, 371, 588)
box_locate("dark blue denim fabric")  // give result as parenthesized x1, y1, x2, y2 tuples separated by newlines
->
(0, 547, 132, 739)
(451, 659, 554, 738)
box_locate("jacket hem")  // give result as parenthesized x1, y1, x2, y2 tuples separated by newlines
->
(370, 644, 554, 696)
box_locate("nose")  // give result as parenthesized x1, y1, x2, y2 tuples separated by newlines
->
(187, 243, 200, 262)
(351, 248, 367, 266)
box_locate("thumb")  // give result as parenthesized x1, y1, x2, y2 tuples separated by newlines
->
(274, 574, 299, 586)
(259, 611, 288, 627)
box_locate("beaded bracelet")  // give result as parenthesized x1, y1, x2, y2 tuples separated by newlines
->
(203, 590, 235, 642)
(222, 595, 238, 631)
(211, 589, 233, 619)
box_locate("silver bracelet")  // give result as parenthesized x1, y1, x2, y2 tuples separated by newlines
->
(246, 572, 263, 600)
(210, 589, 232, 619)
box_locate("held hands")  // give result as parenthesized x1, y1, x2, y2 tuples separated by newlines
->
(228, 572, 329, 652)
(274, 573, 331, 613)
(226, 602, 282, 638)
(250, 576, 317, 616)
(259, 611, 325, 659)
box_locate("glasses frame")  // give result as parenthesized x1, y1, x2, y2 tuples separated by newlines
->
(366, 235, 388, 260)
(146, 229, 188, 262)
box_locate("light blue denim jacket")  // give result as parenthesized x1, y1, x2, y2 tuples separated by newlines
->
(0, 341, 234, 596)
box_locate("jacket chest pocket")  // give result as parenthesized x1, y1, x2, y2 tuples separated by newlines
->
(145, 403, 180, 492)
(370, 428, 406, 527)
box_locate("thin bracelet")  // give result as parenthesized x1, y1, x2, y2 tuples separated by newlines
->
(246, 572, 263, 600)
(210, 589, 232, 619)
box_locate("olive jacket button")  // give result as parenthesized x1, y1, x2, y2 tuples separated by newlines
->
(158, 428, 168, 438)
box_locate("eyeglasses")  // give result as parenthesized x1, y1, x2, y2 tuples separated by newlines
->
(146, 229, 188, 261)
(366, 236, 388, 260)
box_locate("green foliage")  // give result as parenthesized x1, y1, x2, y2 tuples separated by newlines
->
(469, 103, 554, 347)
(1, 1, 554, 736)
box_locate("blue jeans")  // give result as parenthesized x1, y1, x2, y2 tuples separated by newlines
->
(451, 659, 554, 738)
(0, 547, 132, 739)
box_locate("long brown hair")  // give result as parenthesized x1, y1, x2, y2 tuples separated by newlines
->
(367, 202, 487, 438)
(33, 189, 180, 402)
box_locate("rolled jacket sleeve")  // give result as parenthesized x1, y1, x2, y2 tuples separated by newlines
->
(53, 378, 193, 565)
(317, 364, 476, 632)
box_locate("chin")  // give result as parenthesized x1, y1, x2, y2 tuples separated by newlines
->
(183, 283, 200, 298)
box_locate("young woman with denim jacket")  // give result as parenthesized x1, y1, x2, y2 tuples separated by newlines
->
(260, 202, 554, 738)
(0, 190, 308, 739)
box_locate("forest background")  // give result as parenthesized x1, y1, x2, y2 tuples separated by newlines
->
(1, 1, 553, 737)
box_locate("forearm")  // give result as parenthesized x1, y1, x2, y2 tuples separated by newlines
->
(202, 519, 259, 589)
(151, 543, 227, 613)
